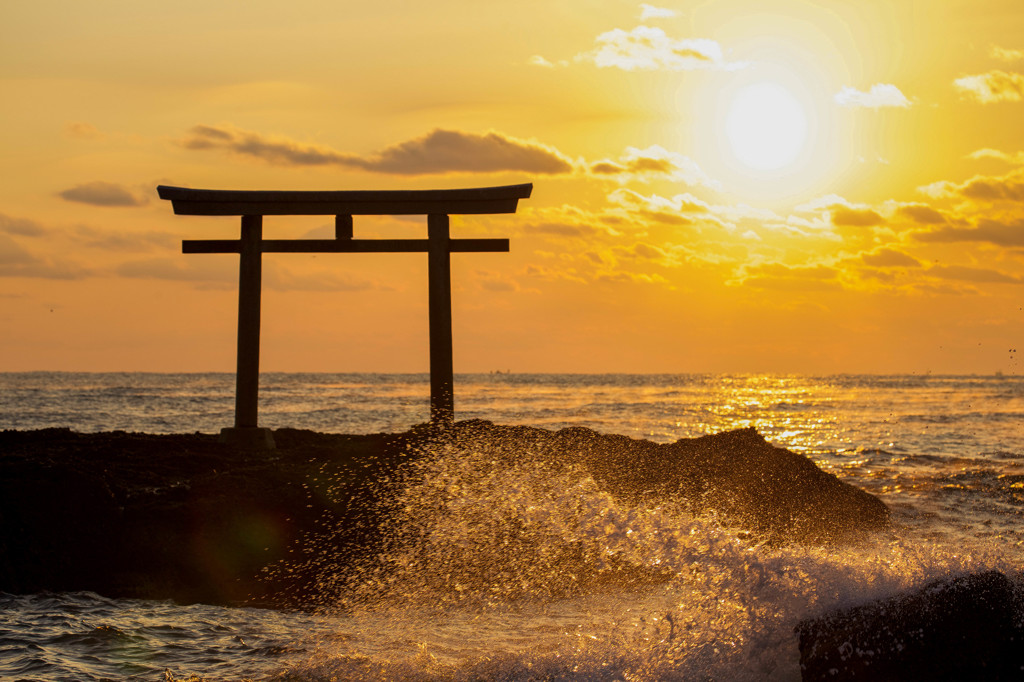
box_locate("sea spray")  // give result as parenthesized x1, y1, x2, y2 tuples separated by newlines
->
(268, 429, 1010, 681)
(5, 373, 1024, 680)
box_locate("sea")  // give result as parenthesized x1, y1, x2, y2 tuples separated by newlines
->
(1, 372, 1023, 681)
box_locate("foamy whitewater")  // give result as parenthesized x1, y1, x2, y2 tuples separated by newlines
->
(2, 373, 1023, 680)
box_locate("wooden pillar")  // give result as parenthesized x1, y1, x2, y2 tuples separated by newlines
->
(427, 213, 454, 430)
(234, 214, 263, 429)
(335, 214, 353, 240)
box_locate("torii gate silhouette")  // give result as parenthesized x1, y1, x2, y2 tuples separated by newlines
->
(158, 183, 532, 448)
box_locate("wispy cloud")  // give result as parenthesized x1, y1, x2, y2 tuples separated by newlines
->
(115, 257, 236, 287)
(589, 145, 720, 188)
(474, 269, 522, 293)
(607, 188, 712, 229)
(990, 46, 1024, 62)
(65, 122, 104, 140)
(795, 194, 854, 212)
(115, 256, 383, 292)
(834, 83, 911, 108)
(528, 55, 564, 68)
(739, 262, 842, 291)
(576, 26, 738, 71)
(72, 226, 175, 252)
(0, 233, 35, 267)
(639, 4, 677, 20)
(919, 169, 1024, 202)
(0, 213, 47, 237)
(861, 248, 921, 268)
(0, 233, 92, 279)
(58, 181, 150, 207)
(967, 148, 1024, 164)
(594, 270, 671, 286)
(954, 70, 1024, 103)
(928, 264, 1023, 284)
(181, 125, 574, 175)
(914, 218, 1024, 247)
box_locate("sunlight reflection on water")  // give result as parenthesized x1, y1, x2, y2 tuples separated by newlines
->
(2, 373, 1024, 679)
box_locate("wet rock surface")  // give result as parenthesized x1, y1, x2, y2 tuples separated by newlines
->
(796, 570, 1024, 681)
(0, 422, 888, 607)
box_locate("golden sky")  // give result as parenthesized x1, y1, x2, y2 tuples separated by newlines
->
(4, 0, 1024, 373)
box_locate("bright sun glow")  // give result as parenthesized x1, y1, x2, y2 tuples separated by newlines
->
(725, 82, 808, 171)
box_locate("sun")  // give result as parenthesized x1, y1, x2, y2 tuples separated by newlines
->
(725, 81, 808, 172)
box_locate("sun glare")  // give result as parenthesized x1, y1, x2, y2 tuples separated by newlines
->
(725, 82, 808, 171)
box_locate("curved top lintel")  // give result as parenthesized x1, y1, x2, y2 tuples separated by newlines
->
(157, 183, 533, 216)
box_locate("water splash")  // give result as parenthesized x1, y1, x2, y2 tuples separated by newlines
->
(270, 430, 1012, 681)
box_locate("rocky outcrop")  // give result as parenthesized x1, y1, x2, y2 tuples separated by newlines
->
(497, 423, 889, 545)
(0, 427, 410, 607)
(0, 422, 888, 607)
(796, 570, 1024, 681)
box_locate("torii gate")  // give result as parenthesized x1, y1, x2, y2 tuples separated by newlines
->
(157, 183, 532, 448)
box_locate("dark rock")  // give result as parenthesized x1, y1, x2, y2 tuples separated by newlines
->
(451, 421, 889, 545)
(0, 428, 411, 607)
(0, 422, 888, 607)
(796, 570, 1024, 681)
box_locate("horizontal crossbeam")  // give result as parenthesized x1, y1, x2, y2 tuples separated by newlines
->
(182, 238, 509, 254)
(159, 184, 532, 216)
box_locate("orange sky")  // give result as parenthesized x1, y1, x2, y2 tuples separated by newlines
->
(3, 0, 1024, 374)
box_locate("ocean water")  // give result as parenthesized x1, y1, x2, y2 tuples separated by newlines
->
(1, 372, 1023, 680)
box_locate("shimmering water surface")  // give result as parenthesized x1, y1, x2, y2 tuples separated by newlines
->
(1, 373, 1022, 680)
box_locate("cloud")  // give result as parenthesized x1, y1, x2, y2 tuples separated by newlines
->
(589, 145, 720, 188)
(577, 26, 737, 71)
(528, 55, 565, 68)
(521, 263, 588, 285)
(607, 241, 674, 266)
(519, 204, 625, 241)
(0, 213, 47, 237)
(0, 234, 91, 279)
(0, 233, 34, 266)
(116, 257, 236, 286)
(954, 70, 1024, 103)
(913, 218, 1024, 247)
(830, 206, 885, 227)
(594, 270, 671, 286)
(896, 204, 947, 225)
(528, 221, 605, 239)
(73, 226, 175, 252)
(363, 129, 574, 175)
(861, 248, 921, 268)
(608, 188, 710, 214)
(795, 194, 852, 212)
(990, 46, 1024, 62)
(59, 181, 150, 207)
(262, 265, 380, 292)
(629, 242, 666, 259)
(607, 188, 711, 228)
(474, 269, 521, 293)
(928, 264, 1022, 284)
(920, 169, 1024, 202)
(182, 125, 575, 175)
(639, 4, 677, 20)
(115, 256, 381, 292)
(967, 148, 1024, 164)
(834, 84, 911, 108)
(65, 122, 103, 140)
(739, 262, 842, 291)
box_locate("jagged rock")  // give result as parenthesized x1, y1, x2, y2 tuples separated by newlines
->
(796, 570, 1024, 681)
(451, 421, 889, 545)
(0, 423, 888, 607)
